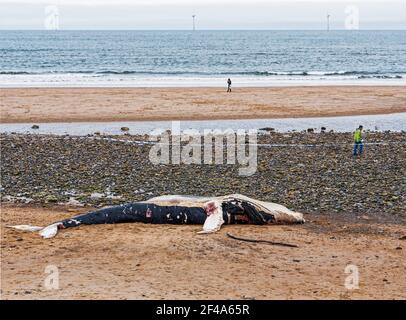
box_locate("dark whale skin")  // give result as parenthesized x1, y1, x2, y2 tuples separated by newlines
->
(59, 203, 208, 229)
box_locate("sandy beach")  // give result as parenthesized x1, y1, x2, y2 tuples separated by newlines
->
(1, 86, 406, 123)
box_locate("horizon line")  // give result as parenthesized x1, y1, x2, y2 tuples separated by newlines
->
(1, 28, 406, 31)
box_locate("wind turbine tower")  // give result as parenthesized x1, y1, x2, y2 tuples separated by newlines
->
(327, 14, 330, 31)
(192, 15, 196, 31)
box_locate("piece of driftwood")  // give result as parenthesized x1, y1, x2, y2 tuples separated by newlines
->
(226, 233, 298, 248)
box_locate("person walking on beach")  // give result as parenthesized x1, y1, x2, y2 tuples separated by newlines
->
(353, 125, 364, 156)
(227, 78, 232, 92)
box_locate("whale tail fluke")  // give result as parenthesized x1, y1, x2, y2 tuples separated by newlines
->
(8, 223, 62, 239)
(7, 224, 43, 232)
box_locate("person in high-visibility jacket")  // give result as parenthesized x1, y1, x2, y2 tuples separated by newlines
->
(353, 125, 364, 156)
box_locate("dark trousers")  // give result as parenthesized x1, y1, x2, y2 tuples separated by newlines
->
(353, 142, 364, 155)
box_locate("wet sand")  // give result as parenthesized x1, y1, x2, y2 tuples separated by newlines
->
(1, 204, 405, 300)
(1, 86, 406, 123)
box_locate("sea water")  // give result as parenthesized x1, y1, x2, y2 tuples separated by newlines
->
(0, 30, 405, 87)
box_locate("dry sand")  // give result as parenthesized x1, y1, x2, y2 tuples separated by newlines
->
(1, 86, 406, 123)
(1, 204, 405, 300)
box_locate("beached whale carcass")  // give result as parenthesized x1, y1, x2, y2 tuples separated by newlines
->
(10, 194, 304, 239)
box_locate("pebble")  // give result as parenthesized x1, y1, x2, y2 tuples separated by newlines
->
(1, 131, 405, 217)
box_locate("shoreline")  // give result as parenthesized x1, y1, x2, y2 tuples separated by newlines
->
(2, 110, 406, 124)
(1, 86, 406, 124)
(2, 82, 406, 89)
(1, 113, 406, 135)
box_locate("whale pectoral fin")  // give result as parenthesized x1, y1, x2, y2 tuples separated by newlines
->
(39, 223, 62, 239)
(7, 225, 44, 232)
(197, 200, 224, 234)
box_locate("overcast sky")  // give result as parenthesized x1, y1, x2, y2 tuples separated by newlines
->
(0, 0, 405, 30)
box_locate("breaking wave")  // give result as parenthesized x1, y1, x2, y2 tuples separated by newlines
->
(0, 70, 404, 79)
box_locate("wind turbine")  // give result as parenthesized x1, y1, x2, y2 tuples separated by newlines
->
(192, 14, 196, 31)
(327, 13, 331, 31)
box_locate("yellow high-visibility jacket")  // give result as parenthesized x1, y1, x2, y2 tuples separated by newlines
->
(354, 129, 362, 143)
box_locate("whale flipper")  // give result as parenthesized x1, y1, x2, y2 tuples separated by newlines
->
(38, 223, 62, 239)
(197, 200, 224, 234)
